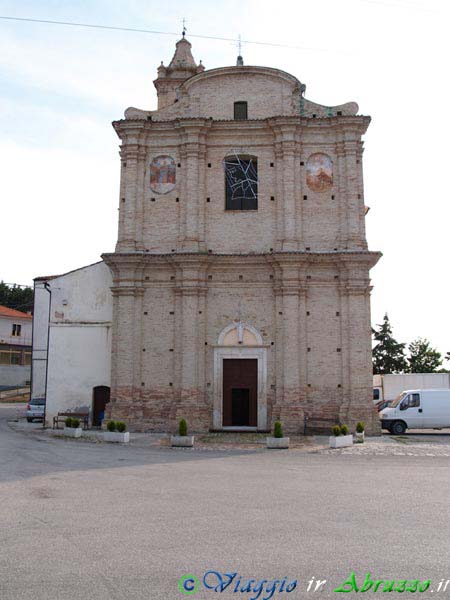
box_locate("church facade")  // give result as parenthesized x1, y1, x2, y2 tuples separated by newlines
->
(101, 36, 381, 434)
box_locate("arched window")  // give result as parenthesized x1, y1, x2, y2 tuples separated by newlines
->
(223, 154, 258, 210)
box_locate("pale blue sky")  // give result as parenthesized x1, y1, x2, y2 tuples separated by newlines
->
(1, 0, 448, 356)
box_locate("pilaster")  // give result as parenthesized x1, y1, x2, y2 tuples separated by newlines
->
(270, 122, 300, 251)
(116, 145, 139, 252)
(343, 139, 366, 250)
(177, 120, 210, 252)
(106, 285, 143, 421)
(338, 273, 379, 434)
(134, 146, 147, 251)
(172, 257, 209, 427)
(271, 258, 306, 430)
(356, 140, 368, 246)
(335, 142, 348, 250)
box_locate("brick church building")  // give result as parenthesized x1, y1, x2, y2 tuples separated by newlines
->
(33, 36, 381, 434)
(101, 35, 381, 434)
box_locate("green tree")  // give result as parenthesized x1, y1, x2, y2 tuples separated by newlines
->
(0, 281, 34, 313)
(407, 338, 443, 373)
(372, 313, 407, 374)
(436, 352, 450, 373)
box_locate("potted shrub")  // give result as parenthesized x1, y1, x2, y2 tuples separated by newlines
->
(171, 419, 194, 447)
(266, 421, 290, 449)
(329, 424, 353, 449)
(355, 421, 365, 443)
(103, 420, 130, 443)
(63, 416, 82, 438)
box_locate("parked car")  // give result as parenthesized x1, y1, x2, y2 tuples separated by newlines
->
(375, 399, 392, 412)
(380, 389, 450, 434)
(26, 398, 46, 422)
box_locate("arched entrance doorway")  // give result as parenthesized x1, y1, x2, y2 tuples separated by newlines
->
(92, 386, 110, 427)
(213, 321, 268, 431)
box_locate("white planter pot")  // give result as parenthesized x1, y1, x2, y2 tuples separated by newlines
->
(103, 431, 130, 443)
(329, 434, 353, 449)
(354, 431, 365, 443)
(171, 435, 194, 447)
(63, 427, 82, 438)
(266, 437, 290, 449)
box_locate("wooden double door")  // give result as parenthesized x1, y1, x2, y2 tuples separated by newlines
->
(222, 359, 257, 427)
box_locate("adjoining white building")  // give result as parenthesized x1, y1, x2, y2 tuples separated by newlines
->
(31, 262, 112, 425)
(0, 305, 32, 387)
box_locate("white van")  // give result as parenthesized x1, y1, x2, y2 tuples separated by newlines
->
(379, 389, 450, 434)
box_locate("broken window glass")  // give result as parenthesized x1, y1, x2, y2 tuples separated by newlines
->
(223, 154, 258, 210)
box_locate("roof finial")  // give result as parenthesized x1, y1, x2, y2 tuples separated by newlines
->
(236, 34, 244, 66)
(182, 17, 187, 38)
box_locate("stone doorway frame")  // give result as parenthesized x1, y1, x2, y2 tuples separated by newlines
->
(212, 322, 268, 431)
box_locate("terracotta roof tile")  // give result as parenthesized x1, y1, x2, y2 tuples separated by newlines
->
(0, 305, 32, 320)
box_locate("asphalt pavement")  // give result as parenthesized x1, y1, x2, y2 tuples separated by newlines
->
(1, 403, 449, 600)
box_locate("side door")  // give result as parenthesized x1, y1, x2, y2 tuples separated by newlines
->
(420, 395, 445, 429)
(398, 393, 423, 429)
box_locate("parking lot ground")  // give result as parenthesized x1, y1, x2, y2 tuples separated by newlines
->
(2, 403, 450, 600)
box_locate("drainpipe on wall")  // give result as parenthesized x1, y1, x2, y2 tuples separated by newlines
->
(29, 280, 36, 405)
(43, 282, 52, 429)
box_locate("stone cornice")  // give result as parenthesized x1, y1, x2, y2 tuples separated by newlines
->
(110, 285, 144, 297)
(112, 115, 371, 142)
(112, 120, 147, 142)
(181, 65, 302, 92)
(102, 250, 382, 271)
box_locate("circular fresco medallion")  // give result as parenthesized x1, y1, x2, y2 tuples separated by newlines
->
(150, 155, 176, 195)
(306, 153, 333, 193)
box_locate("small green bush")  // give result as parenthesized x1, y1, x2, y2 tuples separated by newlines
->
(71, 418, 80, 429)
(340, 424, 349, 436)
(332, 424, 341, 437)
(65, 417, 73, 428)
(116, 421, 126, 433)
(356, 421, 365, 433)
(273, 421, 283, 438)
(106, 420, 116, 432)
(178, 418, 188, 436)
